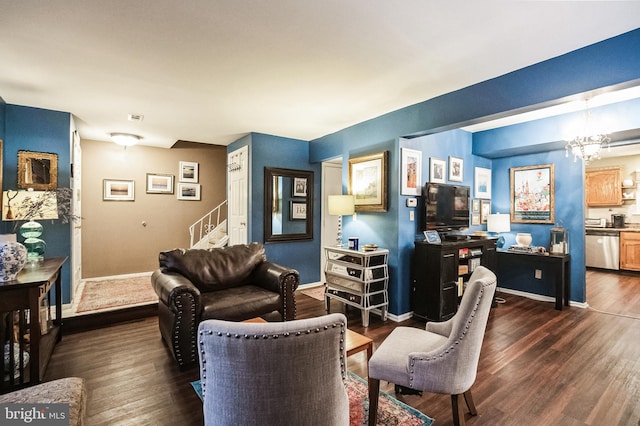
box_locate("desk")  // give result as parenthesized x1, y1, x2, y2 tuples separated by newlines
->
(497, 251, 570, 310)
(0, 257, 67, 392)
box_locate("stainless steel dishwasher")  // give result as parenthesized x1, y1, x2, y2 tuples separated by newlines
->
(585, 229, 620, 270)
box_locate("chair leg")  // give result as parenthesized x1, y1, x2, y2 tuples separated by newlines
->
(368, 377, 380, 426)
(451, 394, 466, 426)
(463, 389, 478, 416)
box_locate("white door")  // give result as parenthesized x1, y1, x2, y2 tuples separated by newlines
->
(227, 145, 248, 246)
(70, 128, 82, 302)
(321, 160, 343, 283)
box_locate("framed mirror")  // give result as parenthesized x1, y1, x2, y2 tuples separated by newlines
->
(18, 150, 58, 190)
(264, 167, 313, 243)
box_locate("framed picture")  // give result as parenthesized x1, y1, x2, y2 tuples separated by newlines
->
(471, 213, 481, 225)
(18, 150, 58, 191)
(423, 230, 441, 244)
(2, 190, 59, 220)
(448, 156, 463, 182)
(146, 173, 174, 194)
(472, 199, 480, 213)
(474, 167, 492, 198)
(177, 183, 201, 200)
(292, 177, 308, 197)
(179, 161, 199, 183)
(400, 148, 422, 196)
(510, 164, 555, 223)
(429, 157, 446, 184)
(480, 199, 491, 224)
(289, 201, 307, 220)
(103, 179, 135, 201)
(348, 151, 388, 212)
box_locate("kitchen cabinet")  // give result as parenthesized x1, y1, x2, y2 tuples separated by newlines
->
(585, 167, 622, 206)
(620, 232, 640, 271)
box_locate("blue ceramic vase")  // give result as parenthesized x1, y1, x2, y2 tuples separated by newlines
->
(0, 236, 28, 282)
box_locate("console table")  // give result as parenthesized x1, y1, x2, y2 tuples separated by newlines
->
(0, 257, 66, 392)
(497, 250, 570, 310)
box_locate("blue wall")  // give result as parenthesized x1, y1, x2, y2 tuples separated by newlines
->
(243, 133, 322, 284)
(308, 28, 640, 316)
(3, 105, 72, 303)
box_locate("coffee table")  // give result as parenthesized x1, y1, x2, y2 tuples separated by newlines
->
(244, 318, 373, 361)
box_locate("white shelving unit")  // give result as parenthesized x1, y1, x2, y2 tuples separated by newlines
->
(323, 246, 389, 327)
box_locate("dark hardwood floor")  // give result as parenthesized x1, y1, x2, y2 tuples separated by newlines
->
(44, 269, 640, 425)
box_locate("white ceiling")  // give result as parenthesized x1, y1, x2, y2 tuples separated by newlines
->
(1, 1, 640, 149)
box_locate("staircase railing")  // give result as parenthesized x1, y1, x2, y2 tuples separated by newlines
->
(189, 200, 228, 249)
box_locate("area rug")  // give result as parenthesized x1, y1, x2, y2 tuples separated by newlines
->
(299, 285, 325, 301)
(76, 275, 158, 313)
(191, 372, 433, 426)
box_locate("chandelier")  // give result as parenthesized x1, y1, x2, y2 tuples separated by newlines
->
(565, 100, 610, 163)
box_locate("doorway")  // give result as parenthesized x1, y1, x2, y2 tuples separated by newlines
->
(321, 159, 343, 283)
(227, 145, 249, 246)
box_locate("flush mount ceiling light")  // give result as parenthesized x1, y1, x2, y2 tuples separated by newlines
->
(110, 132, 142, 146)
(565, 100, 610, 164)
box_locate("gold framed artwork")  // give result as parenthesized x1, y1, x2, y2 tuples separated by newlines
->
(348, 151, 388, 212)
(18, 150, 58, 190)
(510, 164, 555, 224)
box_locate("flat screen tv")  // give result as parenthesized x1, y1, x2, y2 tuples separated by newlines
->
(423, 183, 470, 232)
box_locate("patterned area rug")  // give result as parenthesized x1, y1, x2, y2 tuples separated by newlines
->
(299, 285, 325, 301)
(76, 275, 157, 313)
(191, 372, 433, 425)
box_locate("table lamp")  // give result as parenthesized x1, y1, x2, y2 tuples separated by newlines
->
(328, 195, 355, 247)
(487, 212, 510, 249)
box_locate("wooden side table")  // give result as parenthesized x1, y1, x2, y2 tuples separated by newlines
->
(345, 328, 373, 362)
(0, 257, 67, 392)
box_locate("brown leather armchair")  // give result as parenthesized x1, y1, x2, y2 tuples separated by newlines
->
(151, 242, 299, 368)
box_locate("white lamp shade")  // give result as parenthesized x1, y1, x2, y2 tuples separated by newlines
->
(328, 195, 355, 216)
(487, 213, 510, 233)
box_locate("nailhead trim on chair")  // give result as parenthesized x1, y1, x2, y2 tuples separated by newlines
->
(198, 321, 345, 396)
(173, 292, 197, 366)
(408, 283, 488, 388)
(281, 274, 298, 320)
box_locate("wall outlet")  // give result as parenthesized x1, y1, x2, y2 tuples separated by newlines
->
(409, 211, 415, 221)
(535, 269, 542, 279)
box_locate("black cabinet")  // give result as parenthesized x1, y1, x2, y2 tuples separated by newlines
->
(411, 238, 496, 322)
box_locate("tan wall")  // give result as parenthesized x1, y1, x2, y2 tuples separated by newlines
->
(81, 139, 227, 278)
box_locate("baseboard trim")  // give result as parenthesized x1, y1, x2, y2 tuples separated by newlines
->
(497, 287, 587, 309)
(298, 281, 323, 290)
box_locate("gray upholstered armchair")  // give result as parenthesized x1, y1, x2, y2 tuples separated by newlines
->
(151, 242, 299, 368)
(368, 266, 497, 426)
(197, 313, 350, 426)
